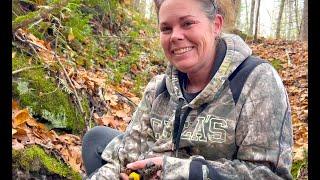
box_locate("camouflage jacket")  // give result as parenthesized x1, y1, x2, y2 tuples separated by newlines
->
(89, 34, 293, 180)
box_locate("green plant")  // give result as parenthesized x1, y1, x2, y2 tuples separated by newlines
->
(270, 58, 283, 71)
(291, 150, 308, 180)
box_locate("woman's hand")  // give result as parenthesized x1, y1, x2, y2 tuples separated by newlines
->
(126, 156, 163, 170)
(120, 156, 163, 180)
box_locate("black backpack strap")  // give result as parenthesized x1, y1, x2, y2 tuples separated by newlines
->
(155, 75, 167, 98)
(228, 56, 268, 104)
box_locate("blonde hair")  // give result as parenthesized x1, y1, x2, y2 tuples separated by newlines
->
(153, 0, 235, 32)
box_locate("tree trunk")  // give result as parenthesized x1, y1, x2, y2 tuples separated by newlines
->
(294, 0, 300, 39)
(287, 0, 293, 40)
(254, 0, 261, 41)
(249, 0, 256, 35)
(300, 0, 308, 41)
(233, 0, 242, 27)
(276, 0, 286, 38)
(245, 0, 249, 32)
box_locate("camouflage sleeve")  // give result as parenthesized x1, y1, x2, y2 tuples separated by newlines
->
(161, 63, 293, 180)
(88, 74, 166, 180)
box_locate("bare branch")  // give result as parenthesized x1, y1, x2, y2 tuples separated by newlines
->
(12, 66, 42, 75)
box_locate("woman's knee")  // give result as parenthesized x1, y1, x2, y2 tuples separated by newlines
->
(82, 126, 121, 146)
(83, 126, 108, 140)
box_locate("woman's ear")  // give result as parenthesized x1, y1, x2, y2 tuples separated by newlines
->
(212, 14, 223, 36)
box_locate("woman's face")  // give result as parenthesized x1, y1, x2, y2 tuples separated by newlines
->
(159, 0, 222, 73)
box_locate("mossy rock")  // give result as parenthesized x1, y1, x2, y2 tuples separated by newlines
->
(12, 145, 82, 180)
(12, 51, 89, 134)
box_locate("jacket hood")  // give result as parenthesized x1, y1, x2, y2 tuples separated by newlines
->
(164, 33, 252, 108)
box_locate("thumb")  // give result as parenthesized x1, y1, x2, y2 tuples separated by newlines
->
(120, 173, 129, 180)
(127, 160, 146, 169)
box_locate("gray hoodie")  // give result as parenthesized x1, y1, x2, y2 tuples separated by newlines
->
(89, 33, 293, 179)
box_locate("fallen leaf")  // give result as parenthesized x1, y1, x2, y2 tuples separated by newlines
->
(129, 97, 140, 105)
(12, 139, 24, 150)
(13, 109, 31, 127)
(68, 28, 75, 41)
(12, 52, 16, 58)
(26, 118, 39, 127)
(12, 128, 17, 135)
(115, 110, 127, 118)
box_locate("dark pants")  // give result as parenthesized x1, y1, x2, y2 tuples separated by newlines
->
(81, 126, 122, 176)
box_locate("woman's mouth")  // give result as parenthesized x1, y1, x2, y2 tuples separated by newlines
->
(171, 46, 194, 55)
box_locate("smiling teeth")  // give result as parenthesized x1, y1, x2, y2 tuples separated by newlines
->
(173, 47, 193, 54)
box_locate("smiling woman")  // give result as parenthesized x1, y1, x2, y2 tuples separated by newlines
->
(82, 0, 293, 179)
(158, 0, 222, 92)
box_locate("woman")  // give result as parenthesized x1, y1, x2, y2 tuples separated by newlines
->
(82, 0, 293, 179)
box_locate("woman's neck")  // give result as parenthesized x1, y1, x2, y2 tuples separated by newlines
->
(185, 57, 215, 93)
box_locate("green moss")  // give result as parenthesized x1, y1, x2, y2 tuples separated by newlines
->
(291, 159, 308, 179)
(132, 71, 149, 97)
(12, 145, 81, 179)
(270, 58, 283, 71)
(64, 13, 93, 42)
(13, 11, 39, 28)
(291, 150, 308, 180)
(12, 51, 88, 134)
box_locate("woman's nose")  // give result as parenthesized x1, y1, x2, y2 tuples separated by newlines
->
(170, 28, 184, 42)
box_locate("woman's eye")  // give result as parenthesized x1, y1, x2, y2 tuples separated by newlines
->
(160, 27, 171, 33)
(182, 21, 195, 27)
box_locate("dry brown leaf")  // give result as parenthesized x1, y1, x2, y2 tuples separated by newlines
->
(293, 144, 308, 161)
(66, 146, 82, 172)
(12, 99, 20, 111)
(26, 118, 39, 127)
(47, 130, 59, 141)
(129, 97, 140, 105)
(13, 127, 28, 136)
(100, 115, 115, 126)
(13, 109, 31, 128)
(12, 128, 17, 135)
(123, 104, 132, 113)
(123, 116, 132, 123)
(53, 144, 63, 150)
(115, 110, 127, 118)
(12, 139, 24, 150)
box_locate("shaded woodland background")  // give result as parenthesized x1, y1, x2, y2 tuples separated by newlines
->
(12, 0, 308, 179)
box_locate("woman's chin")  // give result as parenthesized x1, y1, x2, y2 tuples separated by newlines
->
(173, 63, 195, 73)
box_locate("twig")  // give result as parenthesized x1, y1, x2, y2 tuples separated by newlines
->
(115, 91, 137, 108)
(88, 106, 95, 130)
(14, 30, 48, 52)
(28, 43, 42, 61)
(54, 52, 84, 114)
(40, 87, 58, 96)
(53, 35, 87, 125)
(14, 30, 44, 61)
(285, 49, 292, 66)
(12, 65, 42, 75)
(27, 18, 43, 30)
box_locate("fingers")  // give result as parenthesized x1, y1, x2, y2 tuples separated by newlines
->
(127, 156, 163, 170)
(127, 159, 149, 169)
(120, 173, 129, 180)
(151, 170, 162, 180)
